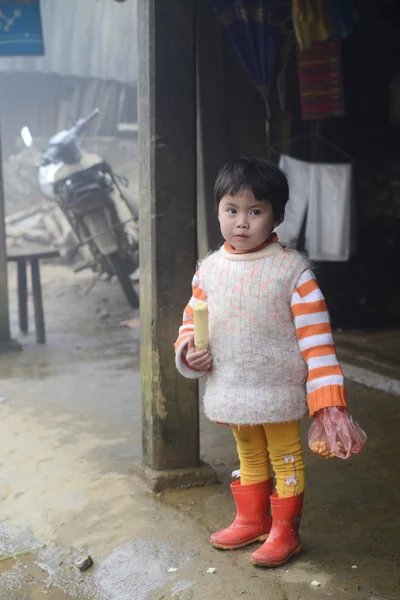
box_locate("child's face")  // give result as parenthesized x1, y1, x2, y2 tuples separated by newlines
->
(218, 190, 280, 251)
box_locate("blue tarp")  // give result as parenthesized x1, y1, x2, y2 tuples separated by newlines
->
(0, 0, 44, 56)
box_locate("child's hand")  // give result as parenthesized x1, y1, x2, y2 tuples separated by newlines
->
(185, 336, 212, 372)
(308, 407, 367, 460)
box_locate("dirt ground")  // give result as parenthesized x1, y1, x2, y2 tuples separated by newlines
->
(0, 261, 399, 600)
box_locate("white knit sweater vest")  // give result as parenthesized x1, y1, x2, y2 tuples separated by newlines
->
(199, 243, 309, 424)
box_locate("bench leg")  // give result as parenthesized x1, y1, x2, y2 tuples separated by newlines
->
(17, 259, 28, 333)
(30, 258, 45, 344)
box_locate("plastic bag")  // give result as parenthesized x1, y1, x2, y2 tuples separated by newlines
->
(308, 407, 367, 460)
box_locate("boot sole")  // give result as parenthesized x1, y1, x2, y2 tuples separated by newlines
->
(251, 544, 302, 567)
(211, 533, 269, 551)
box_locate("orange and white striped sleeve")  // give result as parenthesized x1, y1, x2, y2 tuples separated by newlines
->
(291, 269, 348, 417)
(174, 269, 208, 378)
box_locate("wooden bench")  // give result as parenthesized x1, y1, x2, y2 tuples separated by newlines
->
(7, 248, 60, 344)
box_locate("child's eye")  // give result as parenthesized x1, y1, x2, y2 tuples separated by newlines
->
(227, 208, 237, 214)
(250, 209, 261, 216)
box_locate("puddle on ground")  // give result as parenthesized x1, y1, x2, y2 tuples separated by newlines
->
(0, 538, 191, 600)
(0, 525, 82, 599)
(0, 553, 84, 600)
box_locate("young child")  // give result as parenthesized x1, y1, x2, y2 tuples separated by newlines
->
(174, 157, 350, 568)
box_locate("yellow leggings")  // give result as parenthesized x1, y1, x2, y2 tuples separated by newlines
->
(231, 421, 305, 497)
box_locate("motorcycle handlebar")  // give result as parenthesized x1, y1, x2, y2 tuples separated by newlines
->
(74, 108, 100, 135)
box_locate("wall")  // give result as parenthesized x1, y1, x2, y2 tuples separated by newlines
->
(0, 72, 137, 159)
(0, 0, 138, 84)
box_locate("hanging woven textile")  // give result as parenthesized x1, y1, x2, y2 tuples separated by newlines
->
(296, 39, 345, 121)
(293, 0, 357, 121)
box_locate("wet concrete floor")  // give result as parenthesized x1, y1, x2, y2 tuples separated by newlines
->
(335, 330, 400, 382)
(0, 263, 399, 599)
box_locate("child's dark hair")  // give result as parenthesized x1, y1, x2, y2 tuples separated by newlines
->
(214, 156, 289, 221)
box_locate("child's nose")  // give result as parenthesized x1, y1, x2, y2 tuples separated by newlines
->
(236, 214, 249, 228)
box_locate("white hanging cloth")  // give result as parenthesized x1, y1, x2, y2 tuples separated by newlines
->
(306, 162, 352, 262)
(275, 154, 353, 262)
(275, 155, 309, 247)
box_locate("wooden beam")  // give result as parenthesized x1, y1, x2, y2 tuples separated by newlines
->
(0, 123, 11, 344)
(137, 0, 200, 471)
(17, 259, 28, 334)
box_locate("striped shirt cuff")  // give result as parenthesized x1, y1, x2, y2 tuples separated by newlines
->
(307, 384, 348, 417)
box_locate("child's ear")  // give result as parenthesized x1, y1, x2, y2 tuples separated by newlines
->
(273, 217, 283, 228)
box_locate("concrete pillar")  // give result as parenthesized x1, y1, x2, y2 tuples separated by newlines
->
(135, 0, 218, 492)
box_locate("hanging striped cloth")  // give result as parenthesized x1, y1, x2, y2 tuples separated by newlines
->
(296, 39, 346, 121)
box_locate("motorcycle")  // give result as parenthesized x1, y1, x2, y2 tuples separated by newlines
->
(20, 109, 139, 308)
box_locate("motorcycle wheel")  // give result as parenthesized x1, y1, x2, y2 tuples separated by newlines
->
(107, 251, 139, 308)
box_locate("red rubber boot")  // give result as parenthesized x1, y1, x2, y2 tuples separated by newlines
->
(210, 479, 273, 550)
(251, 492, 304, 567)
